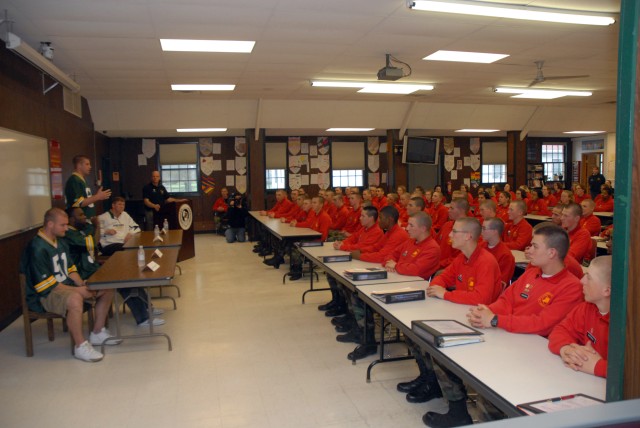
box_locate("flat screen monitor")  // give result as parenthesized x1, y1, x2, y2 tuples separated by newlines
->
(402, 136, 439, 164)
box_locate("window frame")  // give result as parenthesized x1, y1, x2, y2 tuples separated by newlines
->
(541, 143, 566, 181)
(158, 142, 201, 196)
(265, 168, 286, 190)
(332, 169, 364, 188)
(481, 163, 507, 184)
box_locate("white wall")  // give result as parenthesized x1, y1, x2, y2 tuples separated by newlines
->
(571, 133, 615, 185)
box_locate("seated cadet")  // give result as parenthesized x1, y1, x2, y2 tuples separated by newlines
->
(561, 202, 592, 264)
(560, 190, 574, 205)
(288, 196, 332, 280)
(280, 194, 304, 223)
(428, 191, 449, 234)
(361, 189, 374, 207)
(527, 189, 551, 216)
(524, 222, 585, 280)
(495, 191, 511, 224)
(503, 200, 533, 251)
(22, 208, 120, 362)
(402, 196, 425, 229)
(340, 192, 364, 238)
(424, 189, 433, 210)
(263, 196, 312, 268)
(374, 187, 387, 209)
(542, 185, 558, 207)
(276, 189, 302, 220)
(425, 224, 585, 427)
(399, 217, 500, 416)
(212, 187, 229, 232)
(479, 217, 516, 286)
(333, 207, 411, 360)
(550, 203, 566, 226)
(477, 199, 497, 225)
(323, 190, 338, 218)
(66, 207, 165, 327)
(398, 193, 411, 227)
(579, 199, 602, 236)
(261, 189, 294, 218)
(594, 185, 614, 212)
(385, 192, 399, 209)
(548, 255, 611, 378)
(573, 183, 591, 204)
(98, 197, 141, 256)
(327, 194, 349, 232)
(436, 198, 469, 269)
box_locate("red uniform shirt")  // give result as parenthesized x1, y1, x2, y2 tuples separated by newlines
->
(543, 194, 558, 207)
(574, 193, 591, 204)
(385, 236, 441, 280)
(331, 205, 349, 230)
(548, 302, 609, 378)
(495, 205, 510, 224)
(299, 210, 332, 241)
(489, 267, 584, 336)
(295, 209, 318, 229)
(429, 203, 449, 233)
(342, 206, 363, 234)
(525, 256, 584, 280)
(267, 198, 294, 216)
(431, 246, 502, 305)
(277, 200, 301, 219)
(436, 220, 460, 269)
(212, 197, 228, 213)
(283, 204, 302, 223)
(567, 226, 592, 263)
(579, 214, 602, 236)
(339, 224, 384, 252)
(594, 196, 614, 212)
(398, 207, 409, 228)
(527, 199, 551, 216)
(360, 224, 409, 263)
(480, 241, 516, 286)
(503, 219, 533, 251)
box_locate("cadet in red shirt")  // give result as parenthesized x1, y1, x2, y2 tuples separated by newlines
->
(358, 206, 409, 263)
(562, 202, 593, 264)
(480, 217, 516, 286)
(329, 194, 349, 230)
(542, 185, 558, 207)
(573, 184, 591, 204)
(503, 200, 533, 251)
(397, 193, 411, 228)
(548, 255, 611, 378)
(527, 189, 551, 216)
(260, 189, 293, 218)
(342, 193, 363, 236)
(428, 191, 449, 234)
(495, 191, 511, 224)
(579, 199, 602, 236)
(280, 194, 304, 223)
(427, 217, 503, 305)
(212, 187, 229, 233)
(334, 206, 384, 253)
(384, 211, 441, 280)
(435, 198, 468, 268)
(594, 186, 614, 212)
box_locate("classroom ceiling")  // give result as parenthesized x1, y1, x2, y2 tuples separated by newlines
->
(0, 0, 621, 137)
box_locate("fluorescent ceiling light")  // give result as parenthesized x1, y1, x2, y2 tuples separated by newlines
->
(424, 50, 508, 63)
(409, 1, 615, 26)
(160, 39, 255, 53)
(326, 128, 375, 132)
(494, 87, 592, 99)
(171, 84, 235, 91)
(0, 138, 17, 142)
(177, 128, 227, 133)
(311, 80, 433, 95)
(564, 131, 606, 134)
(455, 129, 499, 133)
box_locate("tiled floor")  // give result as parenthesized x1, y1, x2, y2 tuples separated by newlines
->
(0, 234, 450, 428)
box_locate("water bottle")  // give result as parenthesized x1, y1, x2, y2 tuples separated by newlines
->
(163, 218, 169, 232)
(137, 245, 145, 267)
(154, 224, 160, 239)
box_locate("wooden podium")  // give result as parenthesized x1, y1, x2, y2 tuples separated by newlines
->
(158, 201, 195, 261)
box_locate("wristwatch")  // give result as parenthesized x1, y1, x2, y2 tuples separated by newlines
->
(490, 315, 498, 327)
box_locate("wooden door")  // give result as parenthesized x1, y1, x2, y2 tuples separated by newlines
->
(581, 153, 602, 185)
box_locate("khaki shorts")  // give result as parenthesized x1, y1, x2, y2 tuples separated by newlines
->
(40, 288, 75, 316)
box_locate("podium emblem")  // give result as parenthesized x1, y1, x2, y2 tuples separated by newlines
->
(178, 204, 193, 230)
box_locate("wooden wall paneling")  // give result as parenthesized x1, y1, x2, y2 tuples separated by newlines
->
(387, 130, 406, 190)
(247, 129, 266, 211)
(507, 131, 527, 189)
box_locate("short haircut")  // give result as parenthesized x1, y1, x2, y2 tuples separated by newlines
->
(501, 191, 512, 201)
(410, 196, 425, 210)
(112, 196, 125, 204)
(532, 189, 543, 199)
(314, 196, 325, 205)
(44, 207, 66, 225)
(484, 217, 505, 235)
(562, 190, 574, 200)
(450, 197, 469, 212)
(72, 155, 89, 168)
(589, 255, 612, 286)
(411, 211, 432, 230)
(478, 191, 490, 200)
(350, 192, 362, 200)
(362, 205, 378, 222)
(553, 203, 566, 213)
(564, 202, 582, 217)
(454, 217, 480, 240)
(397, 185, 407, 192)
(533, 223, 570, 259)
(480, 199, 496, 212)
(380, 205, 400, 223)
(511, 200, 527, 215)
(582, 198, 595, 209)
(303, 195, 312, 202)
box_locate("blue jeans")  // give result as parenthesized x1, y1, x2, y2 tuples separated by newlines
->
(118, 287, 150, 325)
(225, 227, 246, 243)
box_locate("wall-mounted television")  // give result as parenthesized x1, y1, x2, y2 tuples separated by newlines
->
(402, 136, 440, 164)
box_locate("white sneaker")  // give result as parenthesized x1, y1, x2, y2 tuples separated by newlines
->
(152, 307, 165, 316)
(74, 341, 104, 362)
(138, 317, 166, 327)
(89, 327, 123, 346)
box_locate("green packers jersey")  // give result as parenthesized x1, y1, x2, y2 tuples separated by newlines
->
(63, 225, 100, 279)
(65, 173, 96, 218)
(21, 231, 78, 312)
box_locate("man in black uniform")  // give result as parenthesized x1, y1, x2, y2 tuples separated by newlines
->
(588, 166, 606, 200)
(142, 170, 187, 230)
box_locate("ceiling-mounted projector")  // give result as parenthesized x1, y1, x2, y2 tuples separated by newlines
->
(377, 53, 410, 81)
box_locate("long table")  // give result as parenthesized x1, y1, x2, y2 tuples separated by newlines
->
(123, 229, 183, 249)
(87, 247, 179, 353)
(356, 281, 606, 418)
(249, 211, 321, 241)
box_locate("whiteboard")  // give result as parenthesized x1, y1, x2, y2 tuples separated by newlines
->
(0, 127, 51, 238)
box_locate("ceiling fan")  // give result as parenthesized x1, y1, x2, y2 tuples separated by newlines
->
(528, 60, 589, 87)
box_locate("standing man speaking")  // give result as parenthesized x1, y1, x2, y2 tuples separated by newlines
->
(142, 171, 187, 230)
(65, 155, 111, 220)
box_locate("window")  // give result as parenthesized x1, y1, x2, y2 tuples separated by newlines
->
(161, 164, 198, 193)
(542, 144, 565, 181)
(332, 169, 363, 187)
(266, 169, 286, 190)
(158, 142, 200, 194)
(481, 164, 506, 184)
